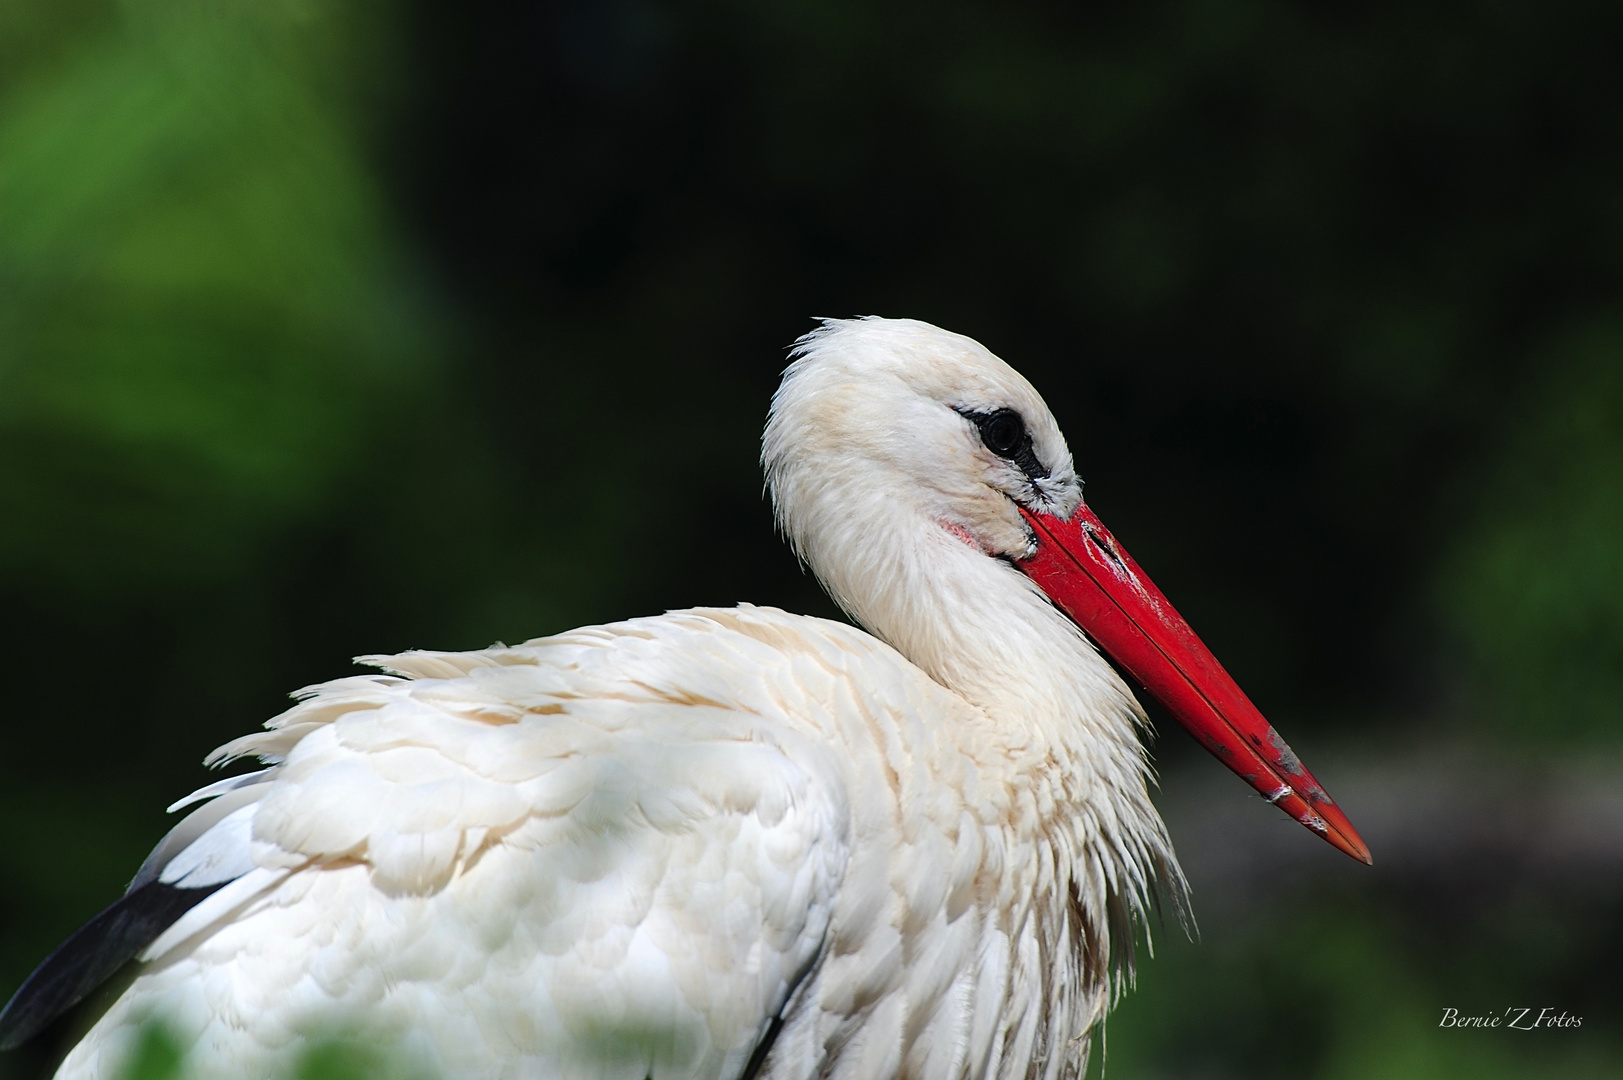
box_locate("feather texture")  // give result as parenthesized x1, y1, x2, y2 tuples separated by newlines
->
(10, 318, 1185, 1080)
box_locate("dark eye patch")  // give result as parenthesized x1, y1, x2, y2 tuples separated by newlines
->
(954, 406, 1049, 481)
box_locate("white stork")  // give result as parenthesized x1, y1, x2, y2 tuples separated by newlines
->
(0, 317, 1368, 1080)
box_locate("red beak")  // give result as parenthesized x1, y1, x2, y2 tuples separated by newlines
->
(1018, 504, 1372, 865)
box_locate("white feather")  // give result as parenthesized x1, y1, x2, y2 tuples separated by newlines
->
(156, 804, 261, 889)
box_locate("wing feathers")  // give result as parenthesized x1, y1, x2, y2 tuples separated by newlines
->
(138, 867, 293, 964)
(133, 784, 269, 891)
(17, 607, 1046, 1080)
(0, 879, 228, 1051)
(0, 779, 275, 1049)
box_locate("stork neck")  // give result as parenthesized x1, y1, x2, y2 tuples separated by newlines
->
(814, 508, 1180, 945)
(834, 516, 1144, 761)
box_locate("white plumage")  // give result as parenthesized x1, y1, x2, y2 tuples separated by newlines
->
(36, 318, 1195, 1079)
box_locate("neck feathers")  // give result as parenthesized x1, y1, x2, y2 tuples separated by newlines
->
(788, 493, 1187, 996)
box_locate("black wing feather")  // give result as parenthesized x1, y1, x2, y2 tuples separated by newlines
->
(0, 880, 224, 1050)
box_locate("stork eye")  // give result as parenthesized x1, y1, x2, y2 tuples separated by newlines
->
(954, 406, 1049, 481)
(980, 410, 1025, 455)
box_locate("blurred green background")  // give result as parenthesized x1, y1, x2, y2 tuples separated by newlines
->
(2, 0, 1622, 1076)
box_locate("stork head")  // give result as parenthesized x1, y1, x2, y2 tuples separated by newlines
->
(764, 316, 1371, 865)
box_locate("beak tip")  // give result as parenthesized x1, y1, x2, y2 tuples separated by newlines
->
(1296, 797, 1373, 865)
(1324, 818, 1374, 866)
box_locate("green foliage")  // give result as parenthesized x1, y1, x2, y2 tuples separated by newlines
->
(294, 1042, 388, 1080)
(0, 0, 435, 596)
(101, 1022, 422, 1080)
(120, 1024, 182, 1080)
(1088, 896, 1622, 1080)
(1441, 322, 1623, 739)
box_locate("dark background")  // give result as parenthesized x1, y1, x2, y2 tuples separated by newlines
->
(2, 1, 1621, 1076)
